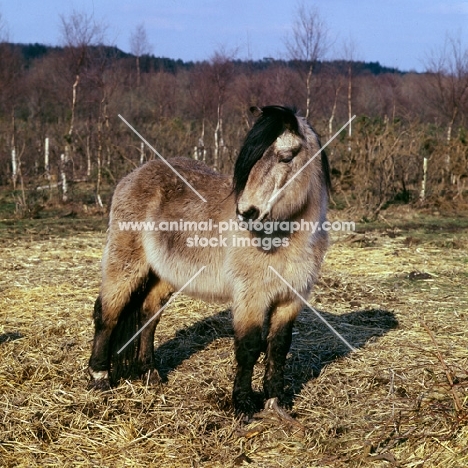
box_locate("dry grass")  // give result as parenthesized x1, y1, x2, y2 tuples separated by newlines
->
(1, 211, 467, 467)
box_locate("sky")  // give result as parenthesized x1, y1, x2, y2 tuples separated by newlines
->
(1, 0, 468, 72)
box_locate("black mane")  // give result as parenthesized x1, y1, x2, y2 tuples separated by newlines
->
(312, 126, 332, 195)
(233, 106, 301, 198)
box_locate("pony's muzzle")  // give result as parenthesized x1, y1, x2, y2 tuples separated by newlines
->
(236, 206, 260, 223)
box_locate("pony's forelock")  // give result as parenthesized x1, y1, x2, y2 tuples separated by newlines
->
(233, 106, 300, 199)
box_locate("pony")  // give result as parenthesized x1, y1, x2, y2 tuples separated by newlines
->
(88, 105, 331, 417)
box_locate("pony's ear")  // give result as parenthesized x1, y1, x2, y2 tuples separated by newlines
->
(249, 106, 262, 118)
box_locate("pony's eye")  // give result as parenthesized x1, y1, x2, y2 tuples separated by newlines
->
(279, 147, 300, 163)
(279, 146, 301, 163)
(280, 156, 294, 163)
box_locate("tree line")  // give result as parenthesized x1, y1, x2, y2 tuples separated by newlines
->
(0, 10, 467, 217)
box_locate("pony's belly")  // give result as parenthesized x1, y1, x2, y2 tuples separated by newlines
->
(143, 232, 232, 303)
(182, 269, 232, 303)
(160, 265, 232, 304)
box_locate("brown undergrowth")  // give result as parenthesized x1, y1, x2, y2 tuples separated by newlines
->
(0, 213, 467, 467)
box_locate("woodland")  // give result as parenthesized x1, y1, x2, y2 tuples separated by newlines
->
(0, 12, 467, 217)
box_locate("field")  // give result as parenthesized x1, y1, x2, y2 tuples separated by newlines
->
(1, 208, 467, 467)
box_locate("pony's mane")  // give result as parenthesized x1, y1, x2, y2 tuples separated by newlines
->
(309, 123, 332, 195)
(233, 106, 301, 199)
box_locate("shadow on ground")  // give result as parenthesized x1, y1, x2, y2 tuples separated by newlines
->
(155, 310, 233, 381)
(153, 307, 398, 405)
(0, 331, 24, 345)
(285, 308, 398, 404)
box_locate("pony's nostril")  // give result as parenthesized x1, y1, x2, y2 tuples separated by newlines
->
(239, 206, 260, 221)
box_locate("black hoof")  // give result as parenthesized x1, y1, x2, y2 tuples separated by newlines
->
(233, 392, 263, 419)
(142, 368, 161, 386)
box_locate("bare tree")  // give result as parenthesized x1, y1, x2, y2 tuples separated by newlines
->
(325, 66, 344, 139)
(206, 49, 236, 171)
(285, 3, 330, 118)
(342, 37, 359, 140)
(424, 34, 468, 143)
(423, 34, 468, 191)
(58, 10, 107, 201)
(130, 23, 152, 87)
(0, 13, 23, 189)
(188, 62, 212, 162)
(59, 10, 106, 143)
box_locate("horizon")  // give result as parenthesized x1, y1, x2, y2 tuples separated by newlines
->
(8, 41, 407, 74)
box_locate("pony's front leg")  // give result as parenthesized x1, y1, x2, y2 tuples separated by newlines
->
(232, 304, 265, 417)
(263, 301, 302, 404)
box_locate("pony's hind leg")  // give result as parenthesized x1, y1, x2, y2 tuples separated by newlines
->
(137, 278, 174, 384)
(263, 301, 302, 405)
(88, 262, 146, 390)
(88, 288, 131, 390)
(88, 294, 114, 389)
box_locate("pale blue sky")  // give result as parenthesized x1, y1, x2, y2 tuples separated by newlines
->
(1, 0, 468, 71)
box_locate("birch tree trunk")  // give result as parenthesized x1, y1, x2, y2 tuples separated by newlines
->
(420, 157, 428, 201)
(95, 116, 103, 208)
(60, 153, 68, 202)
(44, 137, 50, 180)
(11, 112, 17, 189)
(214, 103, 223, 171)
(305, 64, 313, 119)
(86, 135, 91, 178)
(69, 75, 80, 139)
(347, 62, 353, 153)
(328, 84, 342, 139)
(11, 147, 17, 190)
(193, 118, 206, 161)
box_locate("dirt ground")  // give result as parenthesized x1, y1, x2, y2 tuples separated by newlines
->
(1, 209, 467, 467)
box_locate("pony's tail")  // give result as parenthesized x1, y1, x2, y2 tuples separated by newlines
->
(108, 291, 146, 386)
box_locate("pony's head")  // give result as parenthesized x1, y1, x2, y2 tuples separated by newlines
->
(233, 106, 330, 223)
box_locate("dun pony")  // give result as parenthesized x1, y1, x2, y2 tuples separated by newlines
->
(88, 105, 331, 416)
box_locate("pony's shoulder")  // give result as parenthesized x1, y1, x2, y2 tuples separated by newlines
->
(135, 156, 220, 177)
(165, 157, 220, 175)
